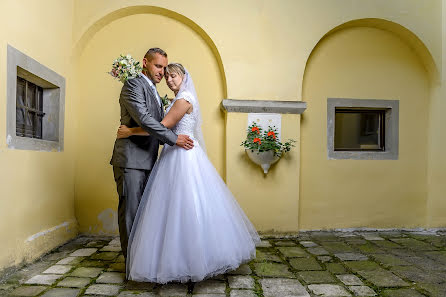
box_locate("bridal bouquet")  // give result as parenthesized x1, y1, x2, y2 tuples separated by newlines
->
(241, 122, 295, 156)
(108, 54, 142, 83)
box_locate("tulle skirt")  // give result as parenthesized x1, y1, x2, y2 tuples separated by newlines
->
(127, 142, 260, 283)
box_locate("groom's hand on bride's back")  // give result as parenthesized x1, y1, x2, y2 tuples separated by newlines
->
(176, 135, 194, 150)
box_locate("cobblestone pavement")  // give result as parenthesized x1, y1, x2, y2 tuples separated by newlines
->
(1, 231, 446, 297)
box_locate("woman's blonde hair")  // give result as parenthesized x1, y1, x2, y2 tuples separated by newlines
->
(165, 63, 186, 77)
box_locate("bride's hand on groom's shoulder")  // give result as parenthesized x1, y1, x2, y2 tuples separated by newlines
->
(117, 125, 132, 139)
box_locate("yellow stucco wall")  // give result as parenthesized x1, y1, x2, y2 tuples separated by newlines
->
(1, 0, 445, 272)
(0, 0, 78, 271)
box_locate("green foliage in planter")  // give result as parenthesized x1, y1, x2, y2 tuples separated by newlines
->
(241, 122, 296, 156)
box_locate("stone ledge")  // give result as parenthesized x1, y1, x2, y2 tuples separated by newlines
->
(221, 99, 307, 114)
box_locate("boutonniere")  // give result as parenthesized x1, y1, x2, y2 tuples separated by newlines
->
(161, 94, 171, 112)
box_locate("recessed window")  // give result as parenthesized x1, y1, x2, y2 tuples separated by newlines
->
(7, 45, 65, 151)
(327, 98, 399, 160)
(334, 109, 385, 151)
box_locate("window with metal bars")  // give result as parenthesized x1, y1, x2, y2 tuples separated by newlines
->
(16, 77, 46, 139)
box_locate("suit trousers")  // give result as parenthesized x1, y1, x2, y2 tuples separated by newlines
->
(113, 166, 151, 258)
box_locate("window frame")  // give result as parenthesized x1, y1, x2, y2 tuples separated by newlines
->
(327, 98, 399, 160)
(7, 45, 65, 152)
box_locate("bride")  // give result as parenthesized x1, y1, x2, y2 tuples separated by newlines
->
(117, 63, 260, 283)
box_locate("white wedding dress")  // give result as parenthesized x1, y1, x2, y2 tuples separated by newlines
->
(127, 72, 260, 284)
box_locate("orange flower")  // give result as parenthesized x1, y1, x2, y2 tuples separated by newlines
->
(267, 131, 276, 139)
(251, 126, 260, 134)
(253, 138, 261, 144)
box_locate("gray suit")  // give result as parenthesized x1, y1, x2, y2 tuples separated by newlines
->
(110, 75, 177, 258)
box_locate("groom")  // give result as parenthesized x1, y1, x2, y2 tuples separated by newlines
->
(110, 48, 193, 259)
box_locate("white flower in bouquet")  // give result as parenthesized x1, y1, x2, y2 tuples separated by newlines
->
(108, 54, 142, 83)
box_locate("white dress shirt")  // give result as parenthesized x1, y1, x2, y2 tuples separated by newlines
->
(141, 74, 162, 107)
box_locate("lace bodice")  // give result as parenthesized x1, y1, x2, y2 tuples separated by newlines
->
(166, 93, 198, 137)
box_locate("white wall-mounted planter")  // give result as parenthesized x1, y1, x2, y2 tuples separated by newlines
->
(245, 149, 280, 174)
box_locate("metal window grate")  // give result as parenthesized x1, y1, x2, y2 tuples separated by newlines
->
(16, 77, 45, 139)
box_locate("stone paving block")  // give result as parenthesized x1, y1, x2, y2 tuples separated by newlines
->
(69, 248, 97, 257)
(57, 276, 91, 288)
(118, 291, 158, 297)
(417, 282, 446, 297)
(307, 284, 351, 296)
(298, 271, 337, 284)
(96, 272, 125, 284)
(390, 238, 437, 251)
(325, 263, 347, 274)
(91, 252, 119, 261)
(360, 234, 384, 241)
(42, 265, 72, 274)
(320, 242, 354, 253)
(230, 289, 257, 297)
(355, 244, 385, 254)
(70, 267, 103, 278)
(40, 288, 80, 297)
(25, 274, 62, 285)
(307, 247, 330, 256)
(338, 233, 357, 238)
(317, 256, 332, 263)
(193, 280, 226, 294)
(300, 241, 318, 247)
(274, 240, 296, 246)
(228, 275, 254, 289)
(423, 250, 446, 264)
(334, 253, 368, 261)
(310, 232, 340, 242)
(390, 265, 444, 283)
(278, 247, 309, 258)
(402, 255, 445, 271)
(336, 274, 363, 285)
(255, 249, 282, 262)
(55, 256, 84, 265)
(108, 262, 126, 272)
(192, 294, 225, 297)
(6, 261, 52, 284)
(228, 264, 252, 275)
(116, 254, 125, 263)
(289, 257, 322, 271)
(108, 238, 121, 246)
(79, 259, 108, 267)
(158, 283, 188, 296)
(344, 239, 367, 245)
(253, 262, 295, 277)
(371, 240, 401, 249)
(256, 240, 272, 248)
(343, 261, 381, 272)
(84, 284, 121, 295)
(348, 286, 376, 296)
(10, 285, 47, 296)
(260, 278, 310, 297)
(100, 245, 122, 252)
(356, 269, 409, 287)
(370, 254, 411, 266)
(381, 288, 425, 297)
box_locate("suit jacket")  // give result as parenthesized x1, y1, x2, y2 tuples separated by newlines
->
(110, 75, 178, 170)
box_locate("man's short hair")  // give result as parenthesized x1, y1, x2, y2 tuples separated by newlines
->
(144, 48, 167, 61)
